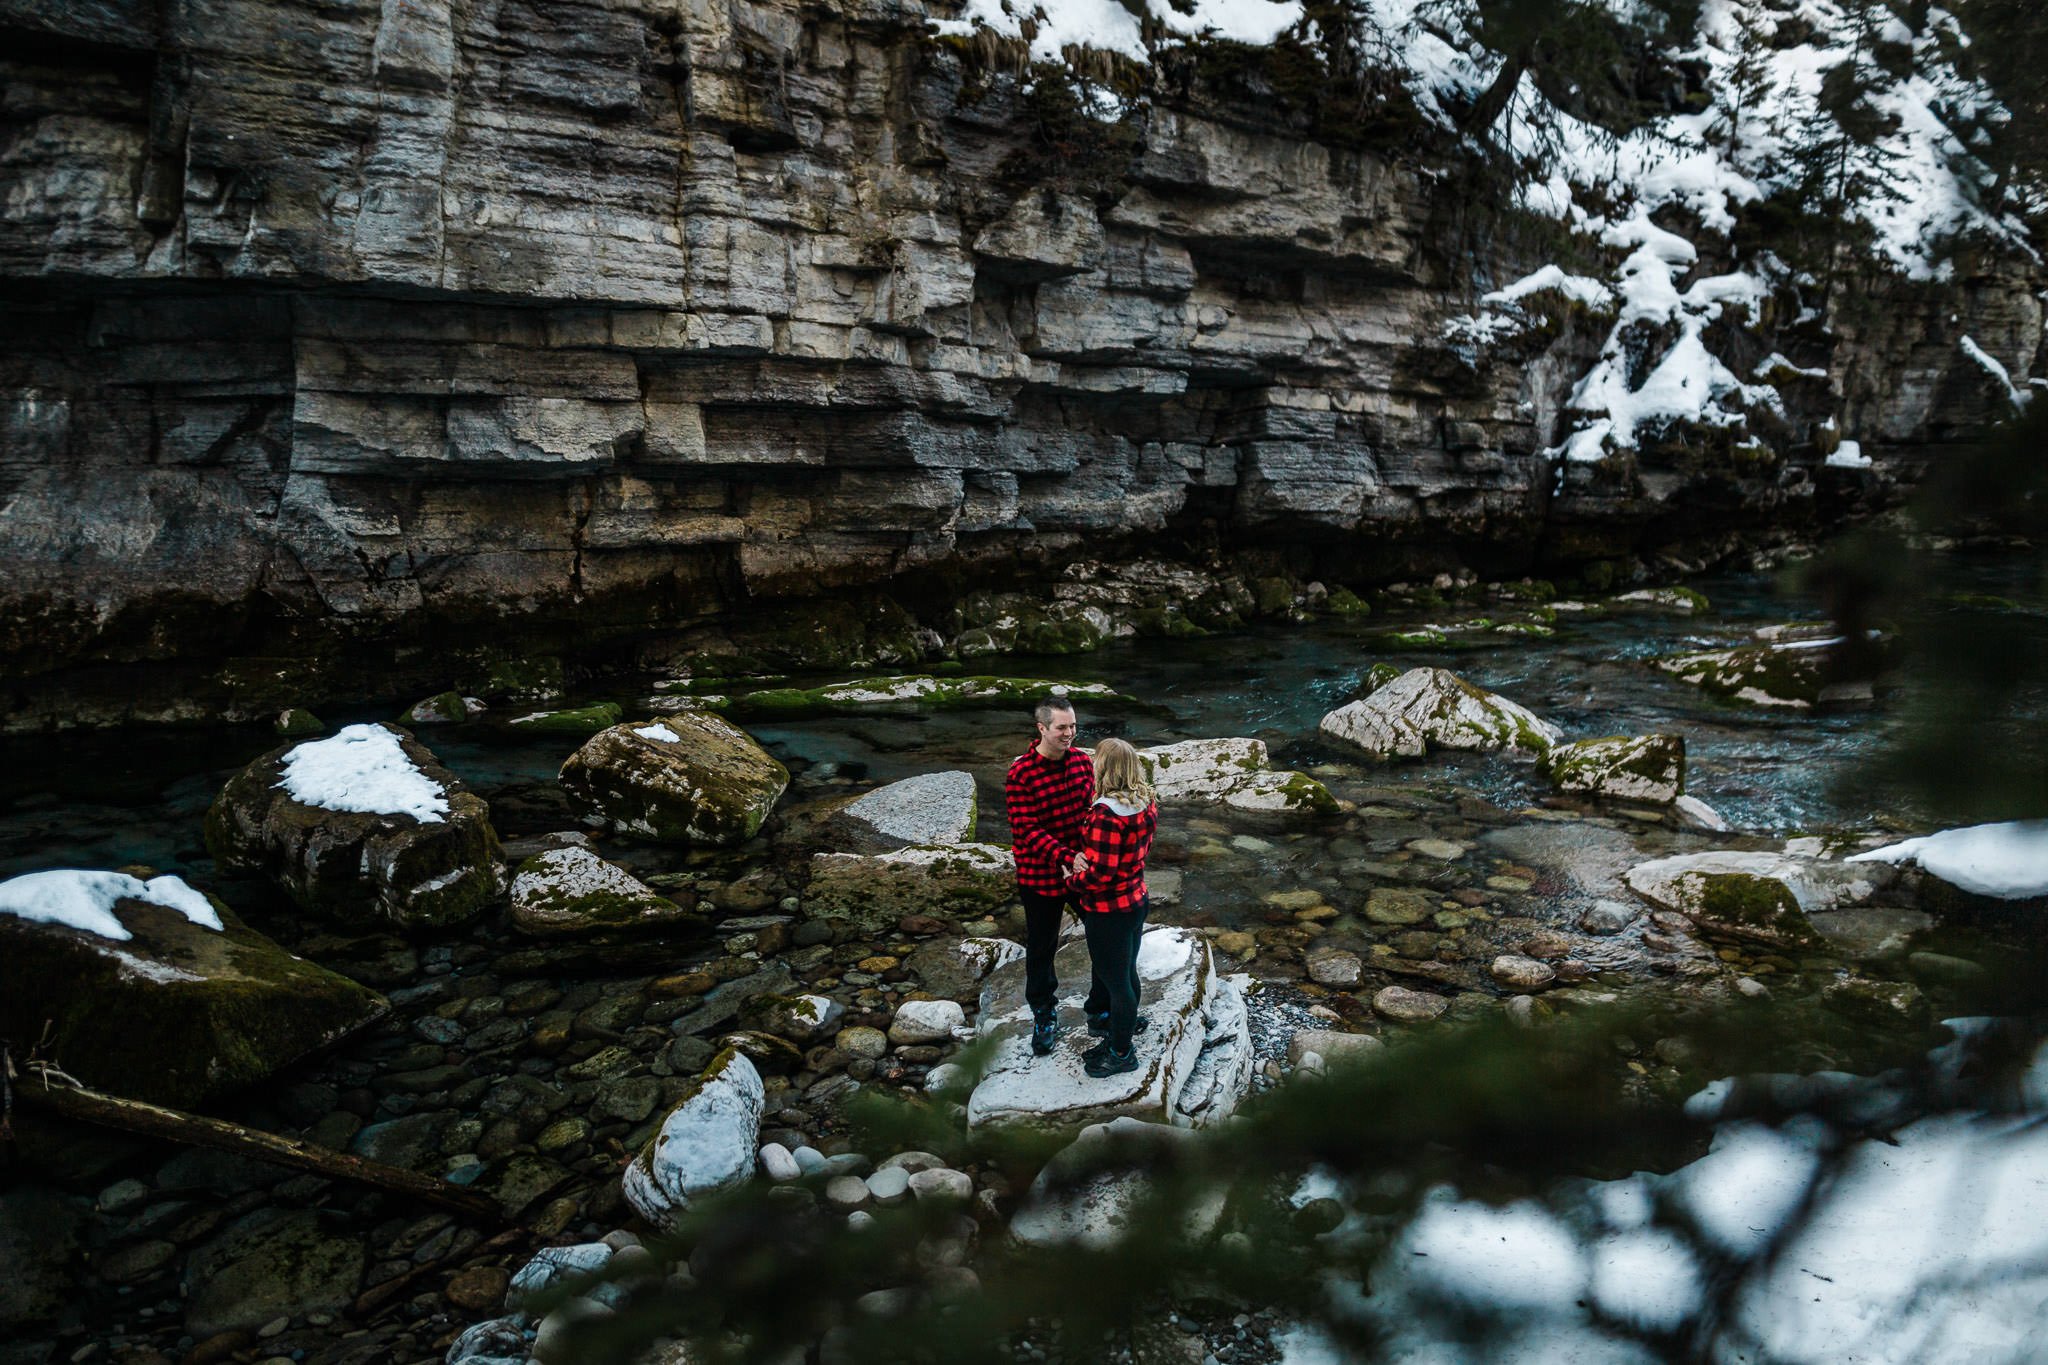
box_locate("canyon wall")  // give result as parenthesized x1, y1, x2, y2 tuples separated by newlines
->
(1, 0, 2039, 726)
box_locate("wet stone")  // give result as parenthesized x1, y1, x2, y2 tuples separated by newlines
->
(1580, 902, 1636, 935)
(445, 1265, 510, 1313)
(1365, 888, 1436, 925)
(1373, 986, 1451, 1023)
(1305, 949, 1364, 989)
(1490, 955, 1557, 991)
(594, 1077, 662, 1123)
(99, 1239, 178, 1283)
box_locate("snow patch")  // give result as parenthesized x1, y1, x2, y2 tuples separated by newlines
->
(277, 724, 448, 823)
(0, 869, 224, 943)
(1848, 820, 2048, 900)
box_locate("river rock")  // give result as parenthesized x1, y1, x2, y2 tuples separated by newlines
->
(806, 844, 1015, 930)
(1320, 668, 1561, 760)
(507, 1242, 613, 1309)
(888, 998, 966, 1044)
(446, 1316, 531, 1365)
(1286, 1029, 1383, 1068)
(1305, 947, 1364, 988)
(1373, 986, 1451, 1022)
(1624, 850, 1898, 949)
(204, 723, 501, 928)
(1543, 734, 1685, 804)
(1365, 887, 1437, 925)
(1139, 738, 1337, 817)
(1010, 1117, 1225, 1249)
(966, 928, 1252, 1129)
(560, 714, 788, 845)
(508, 846, 700, 936)
(506, 702, 624, 736)
(182, 1208, 366, 1338)
(908, 935, 1024, 1000)
(1489, 955, 1557, 991)
(740, 993, 845, 1043)
(714, 676, 1125, 719)
(1673, 794, 1732, 831)
(622, 1048, 765, 1233)
(0, 871, 387, 1108)
(838, 771, 978, 847)
(1652, 638, 1857, 708)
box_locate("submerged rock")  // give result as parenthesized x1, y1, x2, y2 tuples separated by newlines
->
(1608, 586, 1709, 615)
(1624, 850, 1899, 949)
(1543, 734, 1685, 804)
(1652, 637, 1869, 709)
(1010, 1117, 1225, 1250)
(508, 846, 701, 936)
(1139, 738, 1337, 816)
(839, 770, 978, 847)
(707, 675, 1126, 719)
(0, 872, 387, 1108)
(560, 713, 788, 845)
(506, 702, 624, 736)
(1320, 667, 1561, 760)
(966, 927, 1252, 1130)
(622, 1048, 765, 1233)
(806, 843, 1015, 931)
(182, 1208, 366, 1338)
(204, 723, 500, 928)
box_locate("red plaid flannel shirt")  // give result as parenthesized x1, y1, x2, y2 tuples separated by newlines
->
(1068, 799, 1158, 913)
(1005, 742, 1095, 893)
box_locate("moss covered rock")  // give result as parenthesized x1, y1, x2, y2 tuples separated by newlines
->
(508, 846, 703, 937)
(1319, 667, 1561, 760)
(1137, 738, 1337, 817)
(273, 708, 324, 738)
(1609, 586, 1710, 615)
(402, 690, 474, 725)
(715, 675, 1125, 720)
(0, 879, 387, 1108)
(1544, 734, 1686, 803)
(807, 843, 1016, 931)
(559, 714, 788, 846)
(1652, 638, 1845, 708)
(204, 725, 501, 929)
(505, 702, 623, 736)
(1623, 850, 1900, 949)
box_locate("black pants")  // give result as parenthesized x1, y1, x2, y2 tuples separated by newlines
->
(1082, 899, 1150, 1052)
(1020, 887, 1073, 1020)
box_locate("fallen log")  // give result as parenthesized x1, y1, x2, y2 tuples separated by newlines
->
(15, 1080, 505, 1225)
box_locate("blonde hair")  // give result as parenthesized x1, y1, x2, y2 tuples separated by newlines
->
(1092, 737, 1156, 808)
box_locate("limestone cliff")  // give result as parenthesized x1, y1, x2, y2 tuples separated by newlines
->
(0, 0, 2039, 727)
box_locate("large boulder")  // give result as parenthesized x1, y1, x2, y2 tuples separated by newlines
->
(1624, 850, 1900, 949)
(560, 714, 788, 845)
(507, 846, 704, 937)
(1319, 668, 1561, 760)
(1652, 636, 1870, 709)
(838, 770, 979, 847)
(622, 1048, 765, 1233)
(966, 927, 1253, 1130)
(806, 843, 1015, 931)
(204, 723, 500, 928)
(1847, 821, 2048, 905)
(1543, 734, 1685, 803)
(1138, 738, 1338, 817)
(0, 870, 387, 1108)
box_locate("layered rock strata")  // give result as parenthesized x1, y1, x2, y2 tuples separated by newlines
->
(0, 0, 2039, 728)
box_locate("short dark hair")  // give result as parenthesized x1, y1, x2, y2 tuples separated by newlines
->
(1034, 697, 1076, 727)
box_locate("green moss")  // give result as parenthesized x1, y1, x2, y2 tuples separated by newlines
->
(1693, 873, 1820, 947)
(274, 708, 324, 738)
(402, 691, 469, 725)
(1361, 663, 1405, 695)
(1277, 772, 1340, 813)
(508, 702, 623, 736)
(1324, 587, 1371, 616)
(457, 653, 565, 703)
(1373, 628, 1449, 650)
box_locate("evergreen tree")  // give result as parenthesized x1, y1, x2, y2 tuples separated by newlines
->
(1952, 0, 2048, 231)
(1720, 0, 1778, 161)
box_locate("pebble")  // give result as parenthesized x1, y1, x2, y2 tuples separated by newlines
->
(758, 1143, 802, 1182)
(835, 1026, 889, 1060)
(97, 1240, 176, 1283)
(865, 1166, 911, 1205)
(1485, 875, 1534, 892)
(1735, 976, 1771, 999)
(1304, 949, 1363, 989)
(1504, 995, 1538, 1028)
(824, 1176, 872, 1212)
(792, 1145, 828, 1175)
(1372, 986, 1450, 1022)
(907, 1168, 974, 1205)
(1407, 838, 1468, 860)
(1365, 888, 1434, 925)
(887, 999, 965, 1044)
(876, 1150, 948, 1175)
(535, 1118, 590, 1153)
(1285, 1029, 1381, 1068)
(1580, 901, 1636, 935)
(96, 1179, 151, 1215)
(444, 1265, 509, 1312)
(256, 1317, 290, 1339)
(846, 1211, 876, 1232)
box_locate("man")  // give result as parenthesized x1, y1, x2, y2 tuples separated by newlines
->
(1004, 695, 1095, 1056)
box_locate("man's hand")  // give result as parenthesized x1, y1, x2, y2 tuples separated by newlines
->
(1069, 851, 1090, 877)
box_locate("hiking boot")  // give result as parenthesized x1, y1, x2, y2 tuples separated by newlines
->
(1031, 1014, 1058, 1056)
(1084, 1045, 1138, 1078)
(1086, 1012, 1149, 1038)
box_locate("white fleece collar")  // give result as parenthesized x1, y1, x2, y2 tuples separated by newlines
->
(1093, 795, 1149, 817)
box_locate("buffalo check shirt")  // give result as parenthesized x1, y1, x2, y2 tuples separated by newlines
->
(1005, 742, 1095, 893)
(1067, 797, 1158, 914)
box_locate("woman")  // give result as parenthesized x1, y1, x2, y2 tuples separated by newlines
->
(1067, 737, 1159, 1079)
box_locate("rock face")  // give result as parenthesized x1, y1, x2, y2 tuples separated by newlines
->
(1321, 667, 1561, 760)
(0, 879, 387, 1108)
(1543, 734, 1685, 803)
(0, 0, 2031, 732)
(204, 724, 500, 928)
(560, 714, 788, 845)
(507, 846, 701, 936)
(806, 843, 1015, 930)
(967, 928, 1252, 1130)
(622, 1048, 765, 1234)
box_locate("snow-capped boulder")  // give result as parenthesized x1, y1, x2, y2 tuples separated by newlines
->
(622, 1048, 765, 1233)
(508, 846, 700, 937)
(806, 843, 1015, 931)
(1319, 667, 1561, 760)
(204, 723, 501, 928)
(1652, 637, 1870, 709)
(1625, 850, 1899, 949)
(967, 928, 1252, 1130)
(838, 771, 978, 847)
(1009, 1116, 1226, 1250)
(1543, 734, 1685, 804)
(1138, 738, 1337, 817)
(560, 714, 788, 846)
(1847, 822, 2048, 902)
(0, 870, 386, 1108)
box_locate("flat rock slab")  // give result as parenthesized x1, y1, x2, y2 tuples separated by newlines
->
(1138, 738, 1336, 818)
(841, 771, 978, 847)
(508, 846, 701, 936)
(968, 928, 1251, 1130)
(807, 843, 1015, 931)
